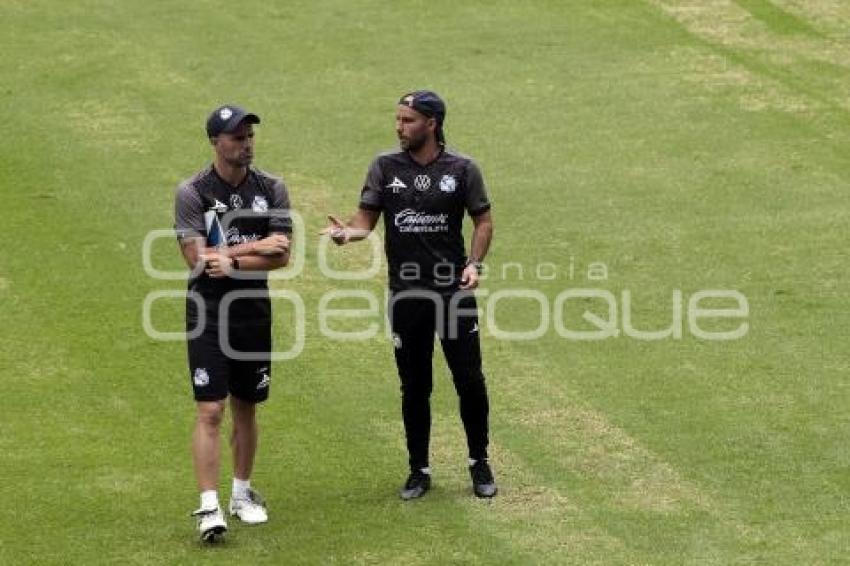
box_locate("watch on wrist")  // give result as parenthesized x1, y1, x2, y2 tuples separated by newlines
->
(232, 257, 240, 271)
(466, 258, 483, 274)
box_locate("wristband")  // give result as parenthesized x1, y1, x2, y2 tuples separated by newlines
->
(232, 257, 241, 271)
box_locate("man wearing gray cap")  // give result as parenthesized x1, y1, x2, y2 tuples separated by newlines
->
(322, 90, 498, 500)
(174, 104, 292, 541)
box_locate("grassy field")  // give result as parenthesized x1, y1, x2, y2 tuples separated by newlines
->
(2, 0, 848, 564)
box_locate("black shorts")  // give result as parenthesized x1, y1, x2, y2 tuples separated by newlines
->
(187, 323, 272, 403)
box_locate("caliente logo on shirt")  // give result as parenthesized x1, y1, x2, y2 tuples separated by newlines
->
(394, 208, 449, 233)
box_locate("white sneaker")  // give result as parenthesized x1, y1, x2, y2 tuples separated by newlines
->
(229, 488, 268, 524)
(192, 506, 227, 542)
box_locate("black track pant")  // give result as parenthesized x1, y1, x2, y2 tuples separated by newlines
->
(389, 291, 490, 471)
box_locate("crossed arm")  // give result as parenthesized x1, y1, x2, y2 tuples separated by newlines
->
(179, 233, 291, 278)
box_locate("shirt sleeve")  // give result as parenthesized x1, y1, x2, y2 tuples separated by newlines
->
(464, 160, 491, 216)
(174, 183, 205, 240)
(358, 158, 384, 211)
(268, 178, 293, 235)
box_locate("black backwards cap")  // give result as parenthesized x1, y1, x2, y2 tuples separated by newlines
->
(399, 90, 446, 144)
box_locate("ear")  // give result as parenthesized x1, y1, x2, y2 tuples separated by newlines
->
(209, 136, 217, 147)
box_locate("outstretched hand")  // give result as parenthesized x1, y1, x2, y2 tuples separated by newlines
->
(319, 214, 349, 245)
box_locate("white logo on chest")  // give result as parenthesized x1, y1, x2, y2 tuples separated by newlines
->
(394, 208, 449, 233)
(386, 177, 407, 193)
(414, 175, 431, 191)
(252, 195, 268, 212)
(439, 175, 456, 193)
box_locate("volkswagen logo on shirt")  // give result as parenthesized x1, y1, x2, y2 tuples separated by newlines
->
(414, 175, 431, 192)
(229, 194, 244, 209)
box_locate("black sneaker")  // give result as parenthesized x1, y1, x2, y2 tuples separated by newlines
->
(399, 469, 431, 500)
(470, 460, 498, 498)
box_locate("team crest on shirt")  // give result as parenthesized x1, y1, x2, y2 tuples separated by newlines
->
(193, 368, 210, 387)
(439, 175, 457, 193)
(229, 194, 243, 209)
(252, 195, 268, 212)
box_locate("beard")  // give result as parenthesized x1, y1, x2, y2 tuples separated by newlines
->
(400, 131, 428, 152)
(226, 153, 252, 167)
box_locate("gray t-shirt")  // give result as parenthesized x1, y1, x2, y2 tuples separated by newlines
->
(174, 164, 292, 325)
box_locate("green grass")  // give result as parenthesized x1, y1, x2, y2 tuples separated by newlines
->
(2, 0, 848, 563)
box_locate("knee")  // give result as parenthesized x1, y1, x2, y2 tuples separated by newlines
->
(230, 397, 257, 428)
(196, 401, 226, 428)
(452, 369, 487, 396)
(400, 373, 433, 399)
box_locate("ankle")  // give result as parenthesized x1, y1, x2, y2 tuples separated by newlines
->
(232, 477, 251, 499)
(200, 490, 219, 510)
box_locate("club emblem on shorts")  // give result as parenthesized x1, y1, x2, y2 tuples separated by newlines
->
(414, 175, 431, 192)
(392, 333, 403, 349)
(219, 107, 233, 120)
(439, 175, 457, 193)
(256, 372, 270, 390)
(193, 368, 210, 387)
(229, 194, 243, 209)
(252, 195, 268, 213)
(386, 177, 407, 193)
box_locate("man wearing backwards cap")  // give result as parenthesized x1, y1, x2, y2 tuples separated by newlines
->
(322, 90, 497, 500)
(174, 104, 292, 541)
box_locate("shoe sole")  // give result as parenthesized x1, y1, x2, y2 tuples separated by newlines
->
(399, 492, 426, 500)
(229, 510, 268, 524)
(399, 486, 430, 501)
(473, 487, 498, 498)
(201, 525, 227, 543)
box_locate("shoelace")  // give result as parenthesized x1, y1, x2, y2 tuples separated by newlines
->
(240, 488, 266, 508)
(191, 507, 220, 518)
